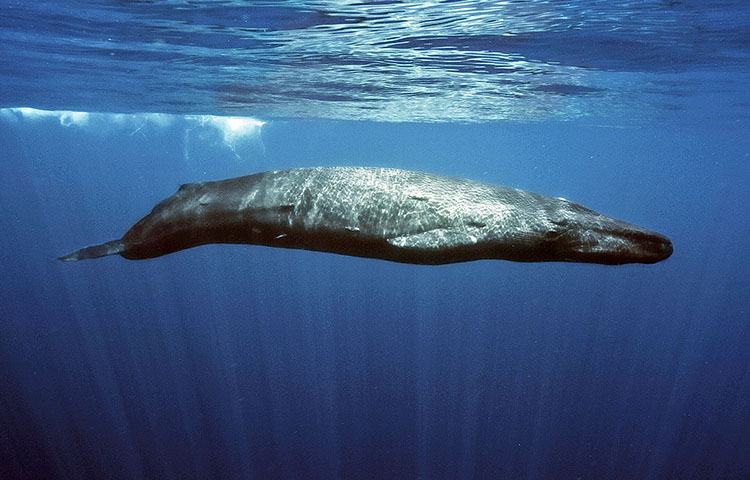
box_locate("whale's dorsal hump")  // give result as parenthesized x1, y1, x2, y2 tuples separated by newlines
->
(177, 181, 205, 193)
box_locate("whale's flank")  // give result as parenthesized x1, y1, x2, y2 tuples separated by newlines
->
(57, 167, 672, 266)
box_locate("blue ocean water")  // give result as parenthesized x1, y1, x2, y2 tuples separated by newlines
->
(1, 1, 749, 479)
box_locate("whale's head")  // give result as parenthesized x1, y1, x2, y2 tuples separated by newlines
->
(538, 199, 673, 265)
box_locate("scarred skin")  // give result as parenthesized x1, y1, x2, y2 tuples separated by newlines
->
(58, 167, 672, 265)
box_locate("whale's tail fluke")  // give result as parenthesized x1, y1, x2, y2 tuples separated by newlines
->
(58, 240, 125, 262)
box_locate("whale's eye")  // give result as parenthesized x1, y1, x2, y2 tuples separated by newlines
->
(544, 229, 563, 241)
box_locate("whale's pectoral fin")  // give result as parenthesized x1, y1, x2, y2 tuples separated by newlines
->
(387, 228, 479, 250)
(58, 240, 125, 262)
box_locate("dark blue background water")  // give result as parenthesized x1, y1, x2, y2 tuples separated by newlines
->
(2, 1, 750, 479)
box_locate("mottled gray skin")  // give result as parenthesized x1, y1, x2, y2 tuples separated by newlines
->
(59, 167, 672, 265)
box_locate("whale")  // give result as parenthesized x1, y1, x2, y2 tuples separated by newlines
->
(58, 167, 672, 265)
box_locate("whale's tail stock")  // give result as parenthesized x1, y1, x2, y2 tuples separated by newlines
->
(58, 240, 125, 262)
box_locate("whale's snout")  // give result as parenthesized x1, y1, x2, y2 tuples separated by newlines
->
(637, 231, 673, 264)
(659, 237, 674, 260)
(584, 221, 673, 265)
(546, 206, 673, 265)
